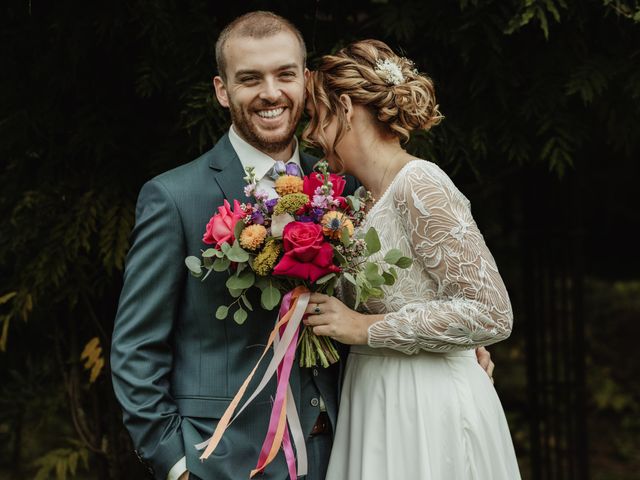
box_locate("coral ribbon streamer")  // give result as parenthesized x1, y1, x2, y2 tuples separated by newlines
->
(196, 286, 309, 479)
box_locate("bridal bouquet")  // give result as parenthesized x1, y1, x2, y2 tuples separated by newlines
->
(186, 160, 411, 368)
(185, 160, 411, 479)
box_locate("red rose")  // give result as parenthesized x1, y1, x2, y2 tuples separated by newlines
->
(302, 172, 346, 198)
(202, 199, 245, 248)
(273, 222, 340, 282)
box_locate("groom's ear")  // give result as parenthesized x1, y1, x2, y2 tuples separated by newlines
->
(213, 76, 229, 108)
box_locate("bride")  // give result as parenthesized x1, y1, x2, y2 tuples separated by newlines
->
(302, 39, 521, 479)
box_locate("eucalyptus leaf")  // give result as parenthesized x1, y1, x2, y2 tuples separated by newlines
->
(341, 227, 351, 247)
(316, 273, 336, 285)
(234, 221, 245, 242)
(382, 271, 396, 285)
(202, 248, 218, 258)
(227, 243, 250, 263)
(226, 270, 255, 290)
(213, 257, 231, 272)
(364, 263, 385, 287)
(364, 227, 381, 254)
(185, 256, 202, 276)
(347, 195, 360, 212)
(255, 277, 269, 291)
(383, 248, 403, 265)
(240, 294, 254, 311)
(215, 305, 229, 320)
(261, 285, 281, 310)
(229, 288, 244, 298)
(396, 257, 413, 269)
(343, 272, 357, 286)
(234, 307, 248, 325)
(221, 242, 231, 253)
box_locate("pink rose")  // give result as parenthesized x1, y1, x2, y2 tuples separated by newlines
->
(203, 199, 245, 248)
(273, 222, 340, 282)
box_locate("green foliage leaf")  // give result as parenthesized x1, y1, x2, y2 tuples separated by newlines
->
(185, 256, 202, 276)
(226, 270, 255, 290)
(240, 294, 253, 312)
(202, 248, 219, 258)
(234, 307, 248, 325)
(216, 305, 229, 320)
(261, 285, 281, 310)
(316, 273, 337, 285)
(213, 257, 231, 272)
(364, 228, 381, 254)
(226, 242, 250, 263)
(383, 248, 403, 265)
(396, 257, 413, 269)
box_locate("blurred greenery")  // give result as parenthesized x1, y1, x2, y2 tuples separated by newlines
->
(1, 0, 639, 478)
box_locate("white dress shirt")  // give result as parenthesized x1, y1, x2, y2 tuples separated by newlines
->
(167, 126, 301, 480)
(228, 124, 302, 199)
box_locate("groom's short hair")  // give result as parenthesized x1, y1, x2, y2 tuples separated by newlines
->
(215, 11, 307, 81)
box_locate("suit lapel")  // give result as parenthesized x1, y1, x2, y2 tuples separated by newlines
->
(300, 151, 318, 176)
(209, 133, 248, 204)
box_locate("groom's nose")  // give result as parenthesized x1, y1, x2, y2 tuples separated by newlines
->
(259, 77, 281, 103)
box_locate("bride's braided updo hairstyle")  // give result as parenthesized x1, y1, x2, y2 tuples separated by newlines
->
(303, 39, 443, 167)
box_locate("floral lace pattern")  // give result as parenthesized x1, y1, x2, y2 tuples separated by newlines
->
(361, 160, 513, 354)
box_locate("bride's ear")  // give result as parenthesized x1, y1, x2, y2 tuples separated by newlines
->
(339, 94, 354, 123)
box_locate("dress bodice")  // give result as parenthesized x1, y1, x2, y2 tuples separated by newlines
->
(351, 160, 513, 355)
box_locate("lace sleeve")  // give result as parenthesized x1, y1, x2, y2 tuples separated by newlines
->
(367, 161, 513, 354)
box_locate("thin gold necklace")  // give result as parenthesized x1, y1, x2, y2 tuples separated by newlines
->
(373, 150, 407, 204)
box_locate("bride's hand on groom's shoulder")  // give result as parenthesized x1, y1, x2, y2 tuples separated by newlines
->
(303, 293, 384, 346)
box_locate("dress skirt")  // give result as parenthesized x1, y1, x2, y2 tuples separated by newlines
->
(325, 345, 521, 480)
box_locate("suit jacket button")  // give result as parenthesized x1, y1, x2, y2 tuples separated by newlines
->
(310, 397, 319, 407)
(312, 368, 319, 377)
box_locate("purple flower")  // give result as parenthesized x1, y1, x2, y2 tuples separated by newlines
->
(285, 163, 301, 177)
(254, 189, 269, 202)
(297, 215, 314, 223)
(311, 208, 325, 221)
(264, 198, 278, 213)
(273, 161, 287, 177)
(251, 211, 265, 224)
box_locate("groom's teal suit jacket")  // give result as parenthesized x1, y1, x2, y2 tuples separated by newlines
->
(111, 134, 354, 479)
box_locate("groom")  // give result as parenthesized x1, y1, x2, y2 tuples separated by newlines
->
(111, 11, 344, 480)
(111, 10, 495, 480)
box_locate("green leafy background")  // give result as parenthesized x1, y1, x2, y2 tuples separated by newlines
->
(1, 1, 639, 478)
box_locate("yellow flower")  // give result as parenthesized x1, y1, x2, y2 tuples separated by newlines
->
(321, 211, 354, 240)
(275, 175, 304, 196)
(240, 224, 267, 250)
(253, 239, 283, 276)
(274, 193, 310, 215)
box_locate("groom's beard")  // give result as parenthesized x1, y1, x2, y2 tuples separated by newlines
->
(228, 97, 302, 155)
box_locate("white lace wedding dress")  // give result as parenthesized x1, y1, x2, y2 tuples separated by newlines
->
(326, 160, 521, 479)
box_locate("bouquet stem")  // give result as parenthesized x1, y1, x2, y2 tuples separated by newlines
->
(298, 326, 339, 368)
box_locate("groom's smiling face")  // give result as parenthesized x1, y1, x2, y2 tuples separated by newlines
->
(214, 30, 308, 157)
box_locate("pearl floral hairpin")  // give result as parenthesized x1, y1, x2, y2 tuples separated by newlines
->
(374, 58, 405, 86)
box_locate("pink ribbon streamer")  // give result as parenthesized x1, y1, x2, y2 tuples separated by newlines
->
(195, 289, 309, 479)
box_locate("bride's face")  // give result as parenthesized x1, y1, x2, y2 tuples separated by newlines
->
(304, 100, 345, 173)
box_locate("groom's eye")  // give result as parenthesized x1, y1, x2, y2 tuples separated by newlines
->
(238, 75, 259, 84)
(280, 71, 296, 79)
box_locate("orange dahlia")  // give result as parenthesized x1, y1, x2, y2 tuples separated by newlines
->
(239, 224, 267, 250)
(275, 175, 304, 196)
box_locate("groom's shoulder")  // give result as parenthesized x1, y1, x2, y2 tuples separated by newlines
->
(150, 134, 232, 188)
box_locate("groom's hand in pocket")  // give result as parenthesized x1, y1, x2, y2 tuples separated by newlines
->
(476, 346, 495, 383)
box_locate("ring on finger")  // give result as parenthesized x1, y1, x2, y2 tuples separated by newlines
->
(313, 304, 321, 314)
